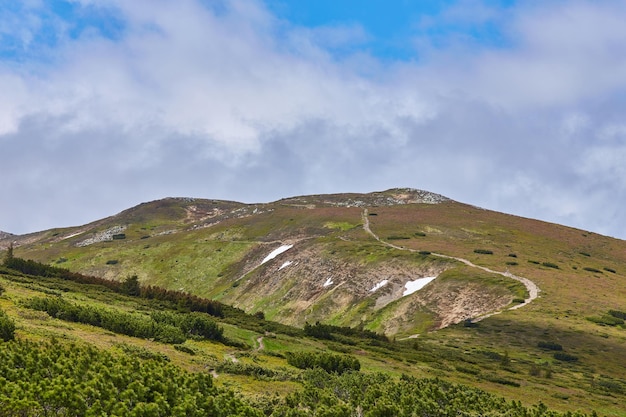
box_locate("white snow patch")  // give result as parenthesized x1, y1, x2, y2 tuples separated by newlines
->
(279, 261, 293, 270)
(323, 278, 334, 287)
(369, 280, 389, 292)
(261, 244, 293, 264)
(403, 276, 437, 297)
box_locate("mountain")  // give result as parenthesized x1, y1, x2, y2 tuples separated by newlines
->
(6, 188, 626, 334)
(0, 230, 13, 240)
(3, 188, 626, 414)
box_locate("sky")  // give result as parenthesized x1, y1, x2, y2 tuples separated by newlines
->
(1, 0, 626, 240)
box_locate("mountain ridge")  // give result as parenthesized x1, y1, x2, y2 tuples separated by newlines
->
(6, 187, 626, 340)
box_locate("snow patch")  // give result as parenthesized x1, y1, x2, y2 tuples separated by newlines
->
(369, 280, 389, 292)
(261, 244, 293, 264)
(323, 278, 334, 287)
(403, 276, 437, 297)
(279, 261, 293, 270)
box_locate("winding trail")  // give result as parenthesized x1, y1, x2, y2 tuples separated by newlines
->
(361, 209, 539, 321)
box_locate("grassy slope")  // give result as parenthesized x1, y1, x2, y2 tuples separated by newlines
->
(4, 192, 626, 414)
(1, 268, 625, 415)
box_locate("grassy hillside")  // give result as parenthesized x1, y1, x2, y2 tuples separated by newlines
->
(2, 188, 626, 414)
(1, 260, 624, 415)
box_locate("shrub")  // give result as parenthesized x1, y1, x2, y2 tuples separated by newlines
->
(0, 309, 16, 341)
(286, 351, 360, 374)
(455, 365, 480, 375)
(541, 262, 559, 269)
(528, 260, 540, 265)
(506, 261, 518, 266)
(387, 235, 410, 240)
(105, 260, 119, 265)
(579, 252, 591, 257)
(121, 275, 140, 296)
(587, 315, 624, 326)
(477, 350, 503, 361)
(603, 267, 616, 274)
(474, 249, 493, 255)
(484, 376, 520, 387)
(553, 352, 578, 362)
(112, 233, 126, 240)
(596, 379, 625, 394)
(418, 251, 431, 256)
(414, 232, 426, 237)
(507, 253, 517, 258)
(608, 310, 626, 320)
(537, 341, 562, 351)
(583, 267, 602, 273)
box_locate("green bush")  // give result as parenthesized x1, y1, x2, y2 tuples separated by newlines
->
(603, 267, 616, 274)
(0, 339, 259, 416)
(455, 365, 480, 375)
(583, 267, 602, 273)
(484, 376, 520, 387)
(474, 249, 493, 255)
(0, 310, 16, 342)
(587, 315, 624, 326)
(286, 351, 360, 374)
(537, 341, 562, 351)
(105, 259, 119, 265)
(112, 233, 126, 240)
(542, 262, 559, 269)
(553, 352, 578, 362)
(596, 378, 625, 394)
(609, 310, 626, 320)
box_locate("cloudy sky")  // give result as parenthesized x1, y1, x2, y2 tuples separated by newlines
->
(1, 0, 626, 239)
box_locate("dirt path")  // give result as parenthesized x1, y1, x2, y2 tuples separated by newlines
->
(361, 209, 540, 321)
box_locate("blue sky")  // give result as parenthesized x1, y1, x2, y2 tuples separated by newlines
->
(266, 0, 515, 58)
(1, 0, 626, 239)
(2, 0, 513, 61)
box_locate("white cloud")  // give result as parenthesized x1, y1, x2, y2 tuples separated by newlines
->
(1, 0, 626, 241)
